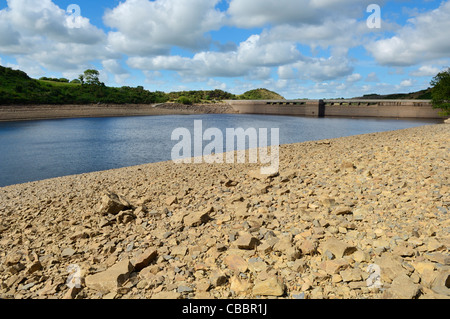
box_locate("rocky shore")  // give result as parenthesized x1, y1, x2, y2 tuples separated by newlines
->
(0, 103, 236, 122)
(0, 124, 448, 299)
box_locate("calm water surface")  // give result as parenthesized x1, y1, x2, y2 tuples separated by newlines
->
(0, 114, 441, 187)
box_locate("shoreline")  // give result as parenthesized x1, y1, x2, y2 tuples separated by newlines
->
(0, 103, 237, 122)
(0, 124, 449, 299)
(1, 103, 447, 123)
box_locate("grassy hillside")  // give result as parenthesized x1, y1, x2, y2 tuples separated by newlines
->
(238, 88, 285, 100)
(0, 66, 287, 105)
(0, 66, 168, 105)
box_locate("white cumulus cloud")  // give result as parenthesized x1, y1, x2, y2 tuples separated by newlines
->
(0, 0, 113, 76)
(367, 1, 450, 66)
(104, 0, 225, 55)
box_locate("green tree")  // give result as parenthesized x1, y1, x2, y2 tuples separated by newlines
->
(78, 74, 84, 85)
(430, 68, 450, 116)
(80, 69, 102, 86)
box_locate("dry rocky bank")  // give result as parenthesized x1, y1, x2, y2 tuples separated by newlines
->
(0, 124, 449, 299)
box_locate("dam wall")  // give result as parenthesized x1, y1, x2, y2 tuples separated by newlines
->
(226, 99, 442, 119)
(226, 100, 324, 117)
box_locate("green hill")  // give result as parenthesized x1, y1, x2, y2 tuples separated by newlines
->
(0, 67, 288, 105)
(0, 65, 168, 105)
(238, 88, 285, 100)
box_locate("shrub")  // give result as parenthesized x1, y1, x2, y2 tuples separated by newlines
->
(177, 96, 193, 105)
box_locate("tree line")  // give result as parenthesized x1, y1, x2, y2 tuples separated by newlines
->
(0, 66, 449, 115)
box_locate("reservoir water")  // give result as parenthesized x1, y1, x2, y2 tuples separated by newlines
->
(0, 114, 441, 187)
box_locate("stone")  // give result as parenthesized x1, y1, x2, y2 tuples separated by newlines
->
(427, 239, 445, 252)
(341, 161, 356, 170)
(184, 210, 210, 227)
(388, 274, 421, 299)
(26, 261, 42, 274)
(291, 292, 306, 299)
(98, 192, 131, 215)
(85, 259, 134, 294)
(431, 270, 450, 296)
(257, 242, 273, 254)
(132, 248, 158, 271)
(320, 238, 356, 258)
(320, 197, 336, 208)
(425, 253, 450, 265)
(290, 259, 308, 272)
(230, 276, 252, 295)
(210, 270, 228, 287)
(392, 244, 415, 257)
(340, 268, 363, 282)
(224, 180, 238, 187)
(116, 211, 136, 224)
(216, 244, 227, 252)
(412, 261, 435, 275)
(151, 291, 182, 299)
(333, 206, 353, 216)
(299, 240, 317, 255)
(5, 252, 23, 266)
(224, 255, 248, 273)
(331, 274, 343, 283)
(171, 246, 188, 257)
(374, 254, 407, 283)
(248, 169, 279, 180)
(352, 250, 368, 263)
(233, 202, 250, 219)
(272, 236, 301, 260)
(196, 279, 211, 292)
(134, 206, 147, 217)
(234, 233, 259, 250)
(38, 280, 58, 296)
(177, 285, 194, 293)
(61, 247, 76, 258)
(273, 236, 293, 252)
(63, 286, 82, 299)
(252, 276, 285, 297)
(248, 258, 268, 273)
(320, 258, 349, 275)
(166, 195, 178, 206)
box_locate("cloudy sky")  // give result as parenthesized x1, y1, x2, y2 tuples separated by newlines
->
(1, 0, 449, 98)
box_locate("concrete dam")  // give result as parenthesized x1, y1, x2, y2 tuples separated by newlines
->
(226, 99, 442, 119)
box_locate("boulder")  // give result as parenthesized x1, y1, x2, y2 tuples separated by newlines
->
(234, 233, 259, 250)
(320, 238, 357, 259)
(132, 248, 158, 271)
(184, 209, 211, 227)
(85, 259, 134, 294)
(224, 255, 248, 273)
(387, 274, 421, 299)
(252, 276, 285, 296)
(98, 192, 132, 215)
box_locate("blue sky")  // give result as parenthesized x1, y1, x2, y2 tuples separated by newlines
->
(1, 0, 449, 98)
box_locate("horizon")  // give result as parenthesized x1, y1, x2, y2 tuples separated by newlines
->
(0, 0, 449, 99)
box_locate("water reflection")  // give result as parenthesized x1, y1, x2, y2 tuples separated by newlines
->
(0, 114, 441, 187)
